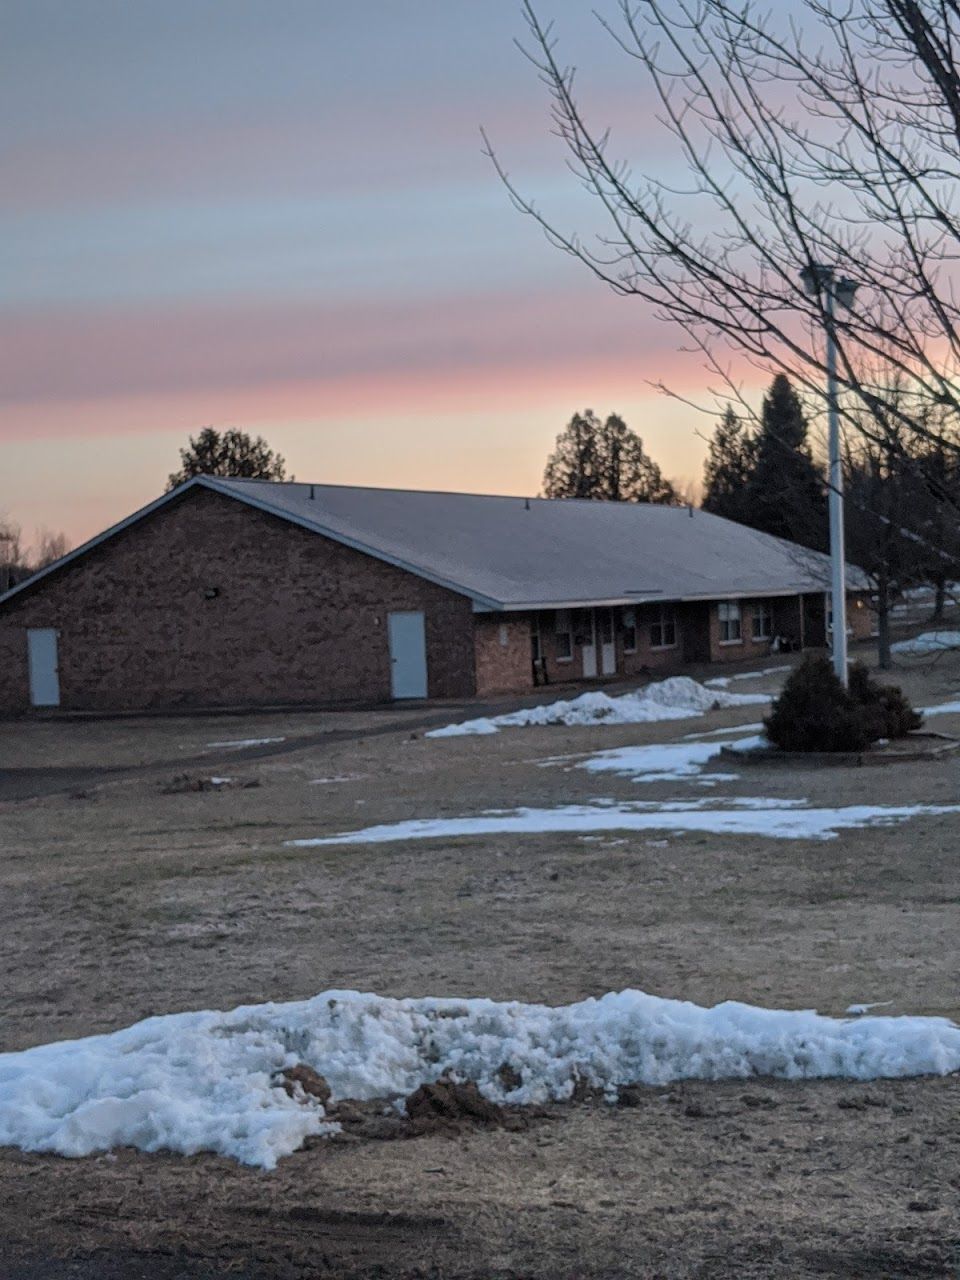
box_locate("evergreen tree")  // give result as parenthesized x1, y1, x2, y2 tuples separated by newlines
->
(702, 406, 755, 523)
(167, 427, 288, 491)
(745, 374, 827, 550)
(543, 410, 677, 503)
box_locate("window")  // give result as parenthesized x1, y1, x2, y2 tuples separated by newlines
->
(531, 617, 543, 664)
(718, 600, 742, 643)
(752, 601, 773, 640)
(622, 607, 637, 653)
(650, 605, 677, 649)
(554, 609, 573, 661)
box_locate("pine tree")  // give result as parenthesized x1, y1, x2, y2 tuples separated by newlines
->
(702, 406, 755, 523)
(746, 374, 826, 550)
(543, 411, 677, 503)
(167, 427, 288, 491)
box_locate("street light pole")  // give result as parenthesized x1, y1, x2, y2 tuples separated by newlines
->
(800, 263, 859, 687)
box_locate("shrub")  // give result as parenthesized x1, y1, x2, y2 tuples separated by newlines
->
(765, 656, 922, 752)
(847, 662, 923, 739)
(764, 656, 872, 752)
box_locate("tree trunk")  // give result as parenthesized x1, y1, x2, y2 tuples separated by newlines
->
(877, 568, 892, 669)
(932, 574, 946, 621)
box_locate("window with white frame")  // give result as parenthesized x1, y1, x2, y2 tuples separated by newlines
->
(621, 607, 637, 653)
(554, 609, 573, 661)
(531, 617, 543, 664)
(718, 600, 742, 643)
(752, 600, 773, 640)
(650, 605, 677, 649)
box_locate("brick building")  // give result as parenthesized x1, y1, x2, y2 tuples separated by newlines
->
(0, 478, 871, 713)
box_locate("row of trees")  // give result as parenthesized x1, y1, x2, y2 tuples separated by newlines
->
(702, 374, 960, 664)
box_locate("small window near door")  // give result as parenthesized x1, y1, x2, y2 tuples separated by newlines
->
(622, 607, 637, 653)
(718, 600, 742, 643)
(650, 605, 678, 649)
(531, 618, 543, 664)
(555, 609, 573, 661)
(752, 601, 773, 640)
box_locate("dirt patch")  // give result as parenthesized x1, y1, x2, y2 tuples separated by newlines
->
(404, 1078, 530, 1135)
(277, 1063, 331, 1106)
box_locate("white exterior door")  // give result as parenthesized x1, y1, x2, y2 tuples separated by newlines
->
(581, 611, 598, 678)
(388, 611, 428, 699)
(599, 608, 617, 675)
(27, 628, 61, 707)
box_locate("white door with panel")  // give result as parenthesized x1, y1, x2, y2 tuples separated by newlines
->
(387, 611, 428, 699)
(581, 611, 598, 678)
(27, 628, 61, 707)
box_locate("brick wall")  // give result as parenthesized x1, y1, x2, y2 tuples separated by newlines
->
(848, 592, 873, 641)
(0, 487, 476, 713)
(474, 615, 533, 696)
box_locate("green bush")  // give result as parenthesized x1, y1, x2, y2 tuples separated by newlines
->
(764, 657, 922, 752)
(764, 656, 871, 752)
(847, 662, 923, 739)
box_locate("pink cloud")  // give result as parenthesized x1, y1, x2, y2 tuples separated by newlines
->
(0, 284, 696, 413)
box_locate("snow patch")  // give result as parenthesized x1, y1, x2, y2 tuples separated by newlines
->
(288, 800, 960, 847)
(575, 735, 765, 785)
(3, 988, 959, 1168)
(919, 698, 960, 717)
(427, 678, 768, 738)
(890, 631, 960, 656)
(705, 665, 791, 688)
(682, 722, 764, 740)
(206, 737, 286, 750)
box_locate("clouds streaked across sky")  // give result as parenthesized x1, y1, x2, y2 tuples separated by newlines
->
(3, 1, 722, 545)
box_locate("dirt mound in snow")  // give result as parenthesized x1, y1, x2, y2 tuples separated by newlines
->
(278, 1064, 331, 1106)
(404, 1078, 530, 1134)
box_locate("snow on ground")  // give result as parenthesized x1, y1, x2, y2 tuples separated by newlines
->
(574, 735, 766, 785)
(3, 987, 960, 1169)
(890, 631, 960, 656)
(682, 722, 765, 740)
(288, 800, 960, 847)
(919, 697, 960, 717)
(205, 737, 286, 750)
(704, 665, 791, 688)
(426, 677, 768, 738)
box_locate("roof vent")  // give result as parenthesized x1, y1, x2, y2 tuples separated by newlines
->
(687, 503, 693, 517)
(524, 497, 530, 511)
(309, 485, 315, 500)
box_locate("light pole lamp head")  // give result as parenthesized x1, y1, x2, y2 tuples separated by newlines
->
(834, 276, 859, 310)
(799, 262, 832, 295)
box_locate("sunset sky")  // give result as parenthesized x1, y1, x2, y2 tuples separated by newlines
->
(3, 1, 748, 551)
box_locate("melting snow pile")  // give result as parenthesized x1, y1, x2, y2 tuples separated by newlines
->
(3, 988, 960, 1169)
(890, 631, 960, 656)
(427, 677, 768, 737)
(575, 735, 766, 784)
(289, 800, 960, 846)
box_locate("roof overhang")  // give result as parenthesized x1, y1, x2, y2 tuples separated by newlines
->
(476, 583, 859, 613)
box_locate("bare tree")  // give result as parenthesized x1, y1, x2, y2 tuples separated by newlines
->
(33, 528, 70, 570)
(489, 0, 960, 479)
(0, 518, 26, 595)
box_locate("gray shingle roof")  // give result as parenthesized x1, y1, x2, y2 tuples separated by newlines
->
(210, 477, 858, 610)
(0, 476, 865, 613)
